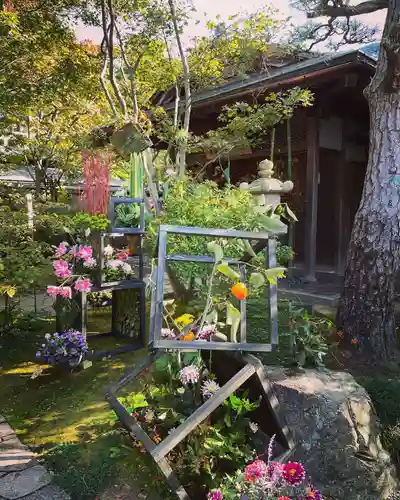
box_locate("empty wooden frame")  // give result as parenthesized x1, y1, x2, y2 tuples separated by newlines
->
(149, 224, 287, 353)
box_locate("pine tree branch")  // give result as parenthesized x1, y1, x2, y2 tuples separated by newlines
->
(307, 0, 388, 19)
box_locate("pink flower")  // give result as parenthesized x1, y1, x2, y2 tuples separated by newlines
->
(161, 328, 176, 340)
(207, 490, 223, 500)
(77, 245, 93, 261)
(277, 497, 292, 500)
(245, 460, 267, 482)
(83, 257, 97, 268)
(282, 462, 305, 486)
(47, 286, 59, 297)
(53, 260, 71, 278)
(74, 279, 92, 293)
(267, 461, 283, 481)
(59, 287, 72, 298)
(196, 324, 217, 340)
(116, 250, 129, 261)
(69, 245, 79, 257)
(46, 286, 72, 299)
(107, 259, 123, 269)
(179, 365, 200, 385)
(55, 242, 68, 257)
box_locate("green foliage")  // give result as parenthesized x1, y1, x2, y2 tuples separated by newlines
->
(287, 308, 333, 368)
(114, 203, 141, 228)
(191, 88, 313, 156)
(70, 212, 110, 234)
(188, 10, 287, 90)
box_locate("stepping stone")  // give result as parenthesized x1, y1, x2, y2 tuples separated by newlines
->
(0, 424, 14, 442)
(0, 448, 36, 472)
(0, 437, 26, 451)
(20, 484, 71, 500)
(0, 465, 52, 499)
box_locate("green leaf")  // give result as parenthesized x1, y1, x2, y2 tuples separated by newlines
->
(82, 360, 92, 370)
(242, 239, 257, 257)
(282, 203, 298, 222)
(265, 267, 286, 284)
(226, 302, 241, 342)
(205, 309, 218, 324)
(207, 241, 223, 262)
(217, 262, 240, 282)
(249, 272, 265, 288)
(258, 214, 287, 232)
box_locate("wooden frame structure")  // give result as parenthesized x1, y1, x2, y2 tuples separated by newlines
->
(108, 196, 145, 235)
(149, 224, 286, 352)
(105, 350, 294, 500)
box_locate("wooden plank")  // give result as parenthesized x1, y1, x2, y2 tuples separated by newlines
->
(160, 224, 285, 239)
(239, 263, 247, 344)
(156, 458, 191, 500)
(304, 115, 319, 281)
(149, 267, 157, 346)
(155, 340, 273, 352)
(267, 239, 278, 346)
(151, 364, 256, 462)
(167, 254, 242, 265)
(153, 229, 167, 345)
(105, 353, 164, 395)
(107, 394, 156, 453)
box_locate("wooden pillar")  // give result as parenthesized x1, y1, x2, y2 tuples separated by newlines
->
(304, 116, 319, 282)
(335, 151, 349, 276)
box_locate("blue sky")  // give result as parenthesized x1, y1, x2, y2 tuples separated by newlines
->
(75, 0, 387, 49)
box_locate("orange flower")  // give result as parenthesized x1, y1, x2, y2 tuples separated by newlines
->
(180, 331, 196, 342)
(231, 282, 248, 300)
(351, 337, 359, 345)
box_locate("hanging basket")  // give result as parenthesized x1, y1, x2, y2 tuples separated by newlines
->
(111, 123, 152, 157)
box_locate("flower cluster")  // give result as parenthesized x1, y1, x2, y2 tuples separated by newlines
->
(161, 321, 218, 343)
(208, 457, 322, 500)
(36, 330, 87, 367)
(50, 242, 94, 292)
(103, 245, 133, 277)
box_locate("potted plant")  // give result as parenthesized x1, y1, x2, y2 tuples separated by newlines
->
(36, 330, 87, 371)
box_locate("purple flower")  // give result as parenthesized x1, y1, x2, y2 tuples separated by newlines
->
(196, 324, 217, 340)
(207, 490, 223, 500)
(304, 486, 322, 500)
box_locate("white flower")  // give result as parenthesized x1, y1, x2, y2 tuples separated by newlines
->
(107, 259, 123, 269)
(121, 262, 132, 274)
(83, 257, 97, 268)
(161, 328, 176, 340)
(103, 245, 114, 257)
(249, 421, 259, 434)
(44, 333, 51, 341)
(201, 379, 220, 398)
(179, 365, 200, 385)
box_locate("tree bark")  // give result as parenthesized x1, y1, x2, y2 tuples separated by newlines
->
(337, 0, 400, 361)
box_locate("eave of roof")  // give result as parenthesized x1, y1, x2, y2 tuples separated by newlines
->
(166, 43, 379, 111)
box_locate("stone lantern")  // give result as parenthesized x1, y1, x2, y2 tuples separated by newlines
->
(239, 159, 293, 208)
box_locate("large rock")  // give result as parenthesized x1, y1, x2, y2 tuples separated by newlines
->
(267, 367, 399, 500)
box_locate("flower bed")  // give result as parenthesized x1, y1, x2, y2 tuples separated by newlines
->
(110, 349, 322, 500)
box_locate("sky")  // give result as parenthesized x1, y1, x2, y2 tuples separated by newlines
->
(75, 0, 388, 49)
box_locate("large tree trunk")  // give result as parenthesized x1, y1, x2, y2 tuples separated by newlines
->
(337, 1, 400, 361)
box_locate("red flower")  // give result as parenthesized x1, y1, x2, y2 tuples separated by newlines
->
(336, 330, 344, 338)
(351, 337, 359, 345)
(277, 497, 292, 500)
(244, 460, 267, 482)
(282, 462, 305, 486)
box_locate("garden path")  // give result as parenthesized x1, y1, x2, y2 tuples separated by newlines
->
(0, 415, 70, 500)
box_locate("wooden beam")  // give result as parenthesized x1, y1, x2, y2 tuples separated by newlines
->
(304, 116, 319, 281)
(151, 364, 256, 462)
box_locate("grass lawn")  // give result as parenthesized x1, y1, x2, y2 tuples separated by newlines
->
(1, 300, 400, 499)
(0, 312, 172, 500)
